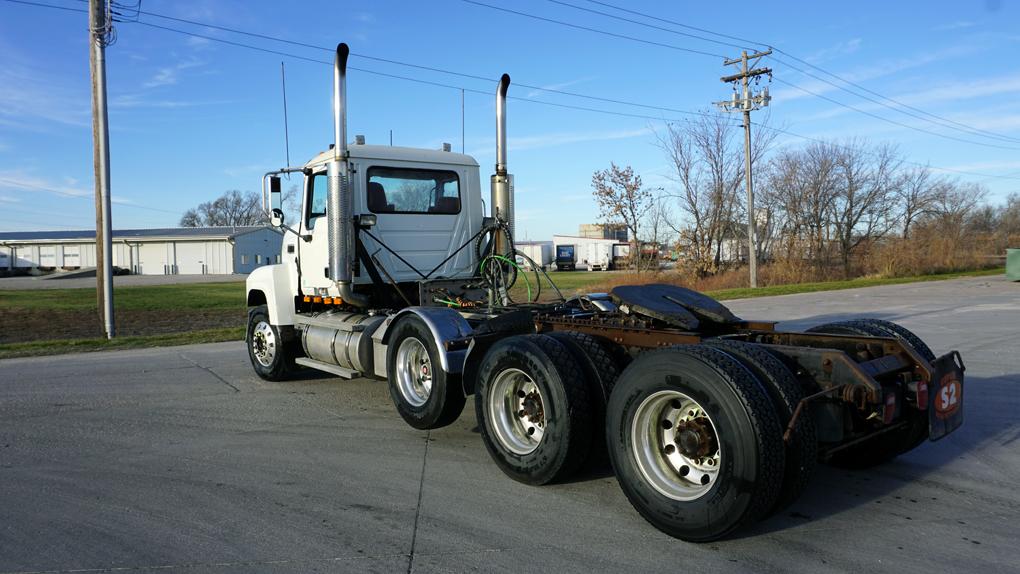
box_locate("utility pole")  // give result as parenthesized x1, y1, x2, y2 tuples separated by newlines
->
(715, 49, 771, 288)
(89, 0, 115, 338)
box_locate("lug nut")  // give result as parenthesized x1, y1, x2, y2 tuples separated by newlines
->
(679, 465, 690, 476)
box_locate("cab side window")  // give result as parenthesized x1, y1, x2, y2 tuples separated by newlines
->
(306, 173, 327, 229)
(366, 167, 460, 215)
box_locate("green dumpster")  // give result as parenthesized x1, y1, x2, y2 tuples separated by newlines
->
(1009, 249, 1020, 281)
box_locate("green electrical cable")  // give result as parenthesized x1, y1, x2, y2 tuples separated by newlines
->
(481, 254, 532, 302)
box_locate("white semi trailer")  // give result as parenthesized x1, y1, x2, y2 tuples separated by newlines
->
(245, 43, 966, 542)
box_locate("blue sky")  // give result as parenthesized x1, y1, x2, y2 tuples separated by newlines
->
(1, 0, 1019, 238)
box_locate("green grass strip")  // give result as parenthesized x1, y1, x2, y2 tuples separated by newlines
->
(0, 326, 245, 360)
(707, 267, 1004, 301)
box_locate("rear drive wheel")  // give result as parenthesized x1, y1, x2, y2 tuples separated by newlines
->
(387, 316, 465, 430)
(476, 334, 594, 485)
(704, 339, 817, 515)
(607, 345, 785, 541)
(547, 330, 628, 467)
(247, 305, 298, 381)
(807, 318, 932, 467)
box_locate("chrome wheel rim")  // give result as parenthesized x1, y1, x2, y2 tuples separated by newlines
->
(251, 321, 276, 367)
(631, 390, 721, 501)
(488, 368, 545, 455)
(396, 337, 432, 407)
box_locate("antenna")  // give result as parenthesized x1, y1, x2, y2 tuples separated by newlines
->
(280, 61, 291, 176)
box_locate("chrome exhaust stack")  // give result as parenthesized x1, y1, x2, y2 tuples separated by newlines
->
(490, 74, 514, 254)
(327, 43, 370, 308)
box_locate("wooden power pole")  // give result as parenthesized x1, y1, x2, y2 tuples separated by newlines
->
(89, 0, 115, 338)
(716, 49, 771, 289)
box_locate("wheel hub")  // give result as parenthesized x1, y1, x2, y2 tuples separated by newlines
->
(395, 337, 433, 408)
(250, 321, 276, 367)
(674, 418, 715, 459)
(631, 390, 722, 501)
(489, 368, 546, 455)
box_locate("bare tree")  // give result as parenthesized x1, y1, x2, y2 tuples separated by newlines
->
(591, 163, 654, 268)
(828, 140, 902, 276)
(898, 166, 943, 239)
(180, 190, 264, 227)
(658, 113, 775, 276)
(180, 187, 299, 227)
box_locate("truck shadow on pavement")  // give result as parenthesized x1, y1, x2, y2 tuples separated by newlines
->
(733, 373, 1016, 539)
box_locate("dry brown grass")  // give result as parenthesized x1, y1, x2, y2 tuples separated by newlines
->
(587, 229, 1007, 294)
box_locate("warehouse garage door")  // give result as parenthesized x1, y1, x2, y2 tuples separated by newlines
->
(175, 241, 207, 274)
(38, 246, 56, 268)
(137, 242, 168, 275)
(63, 245, 81, 268)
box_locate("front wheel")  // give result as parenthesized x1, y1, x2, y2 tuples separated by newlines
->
(386, 316, 465, 430)
(247, 305, 298, 381)
(607, 345, 785, 542)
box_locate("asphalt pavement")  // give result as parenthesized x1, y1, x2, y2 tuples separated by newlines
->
(1, 275, 1018, 573)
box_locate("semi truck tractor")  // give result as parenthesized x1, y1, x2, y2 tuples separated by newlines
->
(555, 244, 576, 271)
(245, 43, 966, 541)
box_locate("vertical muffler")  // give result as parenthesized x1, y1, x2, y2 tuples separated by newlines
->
(490, 74, 514, 255)
(327, 43, 370, 308)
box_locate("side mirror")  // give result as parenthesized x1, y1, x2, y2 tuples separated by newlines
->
(268, 176, 283, 227)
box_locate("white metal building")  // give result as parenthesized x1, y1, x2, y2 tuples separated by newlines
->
(552, 234, 629, 271)
(515, 241, 553, 269)
(0, 227, 283, 275)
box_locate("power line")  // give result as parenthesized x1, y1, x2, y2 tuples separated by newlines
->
(0, 178, 183, 214)
(459, 0, 727, 59)
(770, 48, 1020, 145)
(567, 0, 1020, 145)
(2, 0, 85, 12)
(754, 123, 1020, 181)
(771, 77, 1020, 151)
(581, 0, 770, 49)
(90, 0, 1020, 150)
(6, 0, 1020, 183)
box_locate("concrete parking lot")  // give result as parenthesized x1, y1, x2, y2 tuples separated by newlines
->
(1, 276, 1018, 573)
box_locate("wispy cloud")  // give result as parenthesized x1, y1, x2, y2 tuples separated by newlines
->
(468, 127, 650, 156)
(525, 76, 596, 98)
(0, 40, 89, 129)
(773, 44, 979, 102)
(795, 72, 1020, 124)
(805, 38, 863, 63)
(143, 59, 205, 88)
(110, 93, 232, 109)
(0, 170, 145, 207)
(933, 21, 976, 31)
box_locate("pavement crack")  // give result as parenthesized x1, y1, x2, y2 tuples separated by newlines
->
(178, 354, 241, 393)
(406, 430, 431, 574)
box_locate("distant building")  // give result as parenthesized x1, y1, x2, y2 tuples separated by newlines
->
(578, 223, 629, 242)
(515, 241, 553, 269)
(0, 226, 282, 275)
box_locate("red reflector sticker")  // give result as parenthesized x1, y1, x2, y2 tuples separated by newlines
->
(884, 393, 897, 424)
(916, 380, 929, 410)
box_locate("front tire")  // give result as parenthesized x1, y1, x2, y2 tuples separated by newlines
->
(247, 305, 298, 381)
(607, 345, 785, 542)
(386, 316, 466, 430)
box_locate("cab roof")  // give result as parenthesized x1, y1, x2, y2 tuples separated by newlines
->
(305, 144, 480, 169)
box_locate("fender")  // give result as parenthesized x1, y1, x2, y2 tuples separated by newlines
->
(245, 264, 296, 326)
(373, 306, 473, 377)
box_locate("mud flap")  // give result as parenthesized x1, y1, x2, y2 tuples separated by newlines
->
(929, 351, 965, 441)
